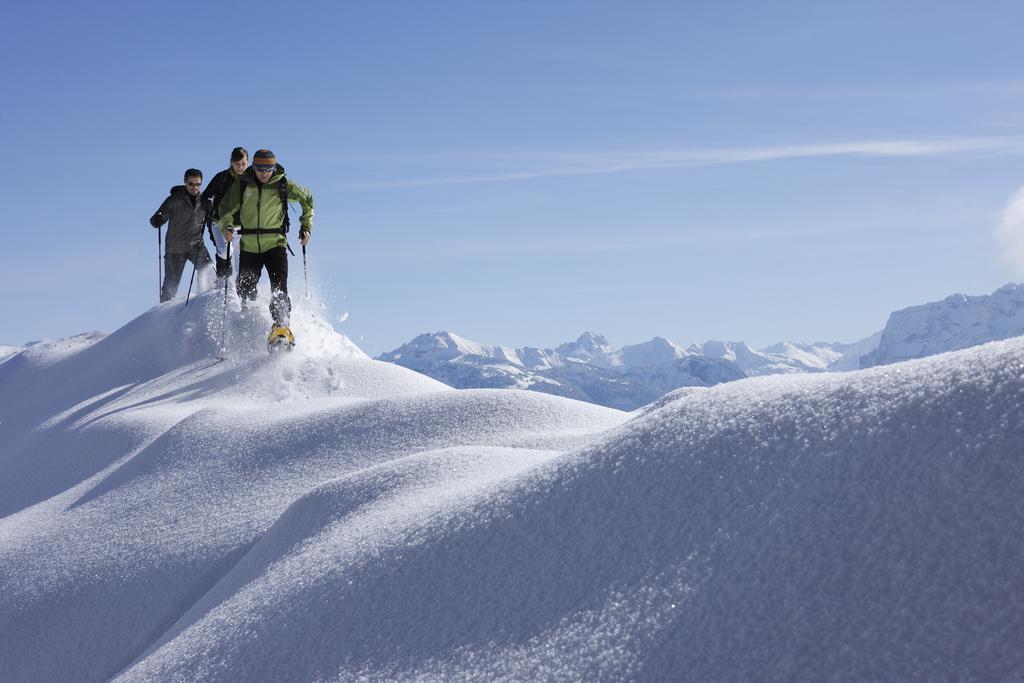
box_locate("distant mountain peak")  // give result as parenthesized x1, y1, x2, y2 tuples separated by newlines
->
(576, 331, 612, 349)
(619, 337, 688, 368)
(379, 331, 522, 366)
(689, 340, 755, 360)
(862, 282, 1024, 367)
(647, 336, 679, 348)
(555, 332, 617, 367)
(410, 331, 462, 347)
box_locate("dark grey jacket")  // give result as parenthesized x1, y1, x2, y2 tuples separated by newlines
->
(151, 186, 209, 254)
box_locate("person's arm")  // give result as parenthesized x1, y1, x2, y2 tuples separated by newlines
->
(150, 195, 174, 228)
(202, 170, 229, 212)
(202, 197, 216, 241)
(200, 171, 222, 205)
(200, 181, 214, 205)
(217, 180, 240, 241)
(288, 181, 314, 244)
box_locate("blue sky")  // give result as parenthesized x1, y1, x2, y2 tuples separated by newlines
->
(4, 0, 1024, 355)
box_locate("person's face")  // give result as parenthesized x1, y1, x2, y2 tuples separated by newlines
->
(185, 176, 203, 196)
(231, 156, 248, 174)
(254, 167, 274, 183)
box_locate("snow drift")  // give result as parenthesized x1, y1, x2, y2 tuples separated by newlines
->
(1, 290, 1023, 681)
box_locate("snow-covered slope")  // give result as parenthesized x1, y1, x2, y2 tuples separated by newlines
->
(379, 332, 744, 410)
(0, 290, 448, 521)
(2, 291, 1023, 680)
(862, 282, 1024, 367)
(0, 293, 629, 681)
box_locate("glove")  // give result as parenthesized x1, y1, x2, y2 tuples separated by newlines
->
(150, 212, 163, 229)
(216, 255, 233, 278)
(299, 229, 311, 246)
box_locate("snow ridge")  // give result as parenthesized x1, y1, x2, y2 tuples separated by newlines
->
(2, 289, 1024, 681)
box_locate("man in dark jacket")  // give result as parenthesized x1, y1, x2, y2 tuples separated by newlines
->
(150, 169, 213, 302)
(201, 147, 249, 279)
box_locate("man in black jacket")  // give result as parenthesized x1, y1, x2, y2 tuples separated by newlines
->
(201, 147, 249, 279)
(150, 169, 213, 302)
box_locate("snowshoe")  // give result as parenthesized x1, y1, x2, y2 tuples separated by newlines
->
(267, 325, 295, 353)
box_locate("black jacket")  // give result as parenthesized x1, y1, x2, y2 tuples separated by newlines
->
(151, 186, 209, 254)
(201, 168, 240, 221)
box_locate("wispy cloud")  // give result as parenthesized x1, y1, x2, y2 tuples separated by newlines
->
(995, 186, 1024, 275)
(685, 81, 1024, 102)
(340, 135, 1024, 190)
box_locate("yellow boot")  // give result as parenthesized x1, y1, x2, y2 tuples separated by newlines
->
(267, 325, 295, 353)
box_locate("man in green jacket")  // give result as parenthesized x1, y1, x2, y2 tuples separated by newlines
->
(217, 149, 314, 348)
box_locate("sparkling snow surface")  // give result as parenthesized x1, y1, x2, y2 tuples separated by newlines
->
(1, 291, 1023, 681)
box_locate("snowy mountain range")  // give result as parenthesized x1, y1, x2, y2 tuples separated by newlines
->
(376, 331, 872, 410)
(377, 331, 746, 410)
(377, 283, 1024, 410)
(2, 287, 1023, 680)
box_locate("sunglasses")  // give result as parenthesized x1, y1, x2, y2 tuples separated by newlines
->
(186, 181, 202, 187)
(254, 166, 275, 173)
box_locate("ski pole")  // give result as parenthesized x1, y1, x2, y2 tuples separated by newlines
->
(302, 244, 309, 299)
(157, 226, 163, 302)
(219, 241, 231, 358)
(184, 241, 201, 306)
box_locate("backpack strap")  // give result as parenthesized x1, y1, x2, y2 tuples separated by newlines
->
(235, 177, 248, 230)
(278, 175, 290, 234)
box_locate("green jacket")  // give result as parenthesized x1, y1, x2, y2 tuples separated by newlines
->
(217, 164, 314, 253)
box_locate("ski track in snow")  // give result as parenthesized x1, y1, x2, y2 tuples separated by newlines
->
(1, 288, 1023, 681)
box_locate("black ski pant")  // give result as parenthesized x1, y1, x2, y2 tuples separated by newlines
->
(237, 246, 290, 326)
(161, 244, 213, 302)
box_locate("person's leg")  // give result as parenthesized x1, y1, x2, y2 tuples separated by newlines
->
(266, 246, 291, 326)
(236, 249, 262, 304)
(161, 252, 188, 302)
